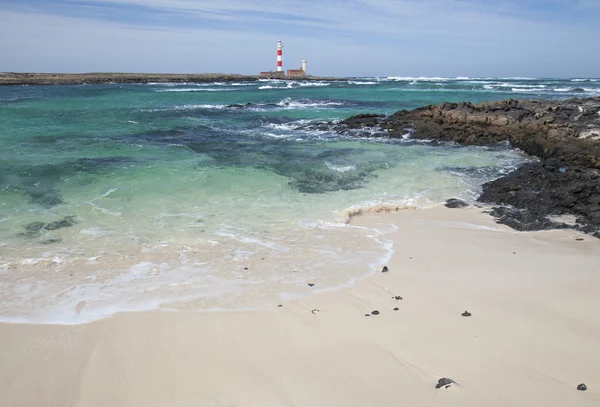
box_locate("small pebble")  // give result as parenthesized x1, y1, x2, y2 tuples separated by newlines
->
(365, 313, 371, 317)
(392, 296, 403, 301)
(513, 252, 516, 254)
(576, 238, 584, 241)
(278, 305, 282, 308)
(381, 266, 388, 273)
(371, 310, 380, 315)
(462, 310, 472, 317)
(393, 307, 399, 311)
(311, 309, 319, 314)
(435, 378, 455, 389)
(308, 283, 315, 287)
(244, 267, 249, 270)
(577, 383, 587, 391)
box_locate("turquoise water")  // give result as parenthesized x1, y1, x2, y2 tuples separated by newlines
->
(0, 77, 597, 323)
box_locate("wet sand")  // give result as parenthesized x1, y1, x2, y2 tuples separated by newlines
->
(1, 207, 599, 406)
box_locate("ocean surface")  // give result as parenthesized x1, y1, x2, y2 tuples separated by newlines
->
(1, 76, 598, 324)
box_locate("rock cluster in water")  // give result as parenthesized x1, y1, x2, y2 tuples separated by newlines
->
(335, 97, 600, 237)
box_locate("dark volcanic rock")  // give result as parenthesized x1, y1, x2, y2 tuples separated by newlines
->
(487, 206, 567, 231)
(577, 383, 587, 391)
(445, 198, 469, 208)
(336, 97, 600, 236)
(462, 311, 472, 317)
(339, 114, 385, 128)
(480, 162, 600, 234)
(435, 378, 455, 389)
(381, 266, 388, 273)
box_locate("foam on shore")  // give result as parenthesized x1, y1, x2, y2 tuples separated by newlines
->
(2, 207, 599, 407)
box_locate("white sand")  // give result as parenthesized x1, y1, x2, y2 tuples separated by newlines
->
(1, 207, 599, 406)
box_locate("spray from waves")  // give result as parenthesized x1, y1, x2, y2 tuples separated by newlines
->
(148, 82, 256, 87)
(380, 77, 469, 82)
(147, 82, 193, 86)
(552, 87, 589, 93)
(297, 82, 330, 87)
(347, 81, 377, 85)
(154, 88, 239, 92)
(276, 97, 345, 109)
(263, 119, 333, 132)
(258, 81, 330, 90)
(142, 104, 227, 112)
(141, 98, 346, 114)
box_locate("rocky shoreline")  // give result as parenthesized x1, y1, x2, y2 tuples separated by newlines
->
(0, 72, 344, 86)
(333, 97, 600, 236)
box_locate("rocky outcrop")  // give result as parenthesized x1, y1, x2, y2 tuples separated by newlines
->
(0, 72, 347, 86)
(335, 97, 600, 236)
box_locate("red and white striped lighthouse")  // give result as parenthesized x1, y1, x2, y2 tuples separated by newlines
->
(276, 40, 283, 72)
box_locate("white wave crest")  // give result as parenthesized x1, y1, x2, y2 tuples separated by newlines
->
(348, 81, 377, 85)
(325, 161, 356, 173)
(297, 82, 330, 87)
(276, 97, 344, 109)
(142, 104, 227, 112)
(155, 88, 238, 92)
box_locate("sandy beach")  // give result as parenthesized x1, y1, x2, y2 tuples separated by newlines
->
(1, 206, 599, 406)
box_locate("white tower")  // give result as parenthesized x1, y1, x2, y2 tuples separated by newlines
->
(302, 60, 307, 74)
(276, 40, 283, 72)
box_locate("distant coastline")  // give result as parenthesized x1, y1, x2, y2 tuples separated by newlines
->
(0, 72, 345, 86)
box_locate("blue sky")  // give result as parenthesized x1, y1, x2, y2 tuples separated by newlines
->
(1, 0, 599, 77)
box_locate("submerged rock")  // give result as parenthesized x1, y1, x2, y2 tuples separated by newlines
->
(24, 221, 46, 232)
(44, 216, 76, 231)
(41, 238, 62, 245)
(20, 216, 76, 238)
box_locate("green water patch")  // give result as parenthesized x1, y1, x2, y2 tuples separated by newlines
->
(0, 156, 144, 208)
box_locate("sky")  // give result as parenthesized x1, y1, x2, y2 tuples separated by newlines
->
(0, 0, 599, 77)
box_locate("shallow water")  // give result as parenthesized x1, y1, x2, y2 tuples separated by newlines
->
(1, 77, 594, 323)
